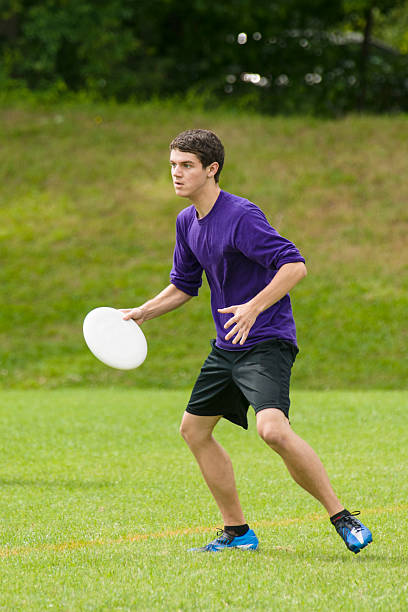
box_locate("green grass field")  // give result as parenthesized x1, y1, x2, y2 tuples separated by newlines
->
(1, 389, 407, 610)
(1, 101, 407, 607)
(1, 102, 407, 391)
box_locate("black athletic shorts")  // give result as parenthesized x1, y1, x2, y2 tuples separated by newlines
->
(186, 338, 299, 430)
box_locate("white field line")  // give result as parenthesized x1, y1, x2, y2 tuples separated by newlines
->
(0, 503, 406, 558)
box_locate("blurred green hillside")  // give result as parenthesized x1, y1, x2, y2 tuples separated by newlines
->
(1, 101, 407, 390)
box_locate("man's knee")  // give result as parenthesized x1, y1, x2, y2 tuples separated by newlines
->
(179, 420, 200, 445)
(256, 409, 291, 450)
(179, 413, 219, 447)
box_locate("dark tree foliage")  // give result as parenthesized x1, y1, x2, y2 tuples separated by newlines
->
(1, 0, 407, 115)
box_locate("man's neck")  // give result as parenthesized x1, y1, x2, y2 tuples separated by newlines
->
(191, 183, 221, 219)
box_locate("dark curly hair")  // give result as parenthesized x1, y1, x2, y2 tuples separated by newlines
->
(170, 129, 225, 183)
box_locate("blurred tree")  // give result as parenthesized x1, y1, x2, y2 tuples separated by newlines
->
(0, 0, 407, 114)
(0, 0, 137, 92)
(373, 1, 408, 52)
(341, 0, 406, 109)
(219, 0, 408, 115)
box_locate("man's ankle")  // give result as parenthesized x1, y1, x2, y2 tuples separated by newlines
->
(224, 524, 250, 537)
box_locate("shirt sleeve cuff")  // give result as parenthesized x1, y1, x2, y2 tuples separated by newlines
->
(275, 256, 306, 269)
(170, 279, 200, 297)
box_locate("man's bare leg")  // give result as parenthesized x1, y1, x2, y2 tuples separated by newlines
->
(179, 412, 246, 525)
(256, 408, 343, 516)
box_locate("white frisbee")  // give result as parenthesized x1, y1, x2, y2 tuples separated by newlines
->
(83, 307, 147, 370)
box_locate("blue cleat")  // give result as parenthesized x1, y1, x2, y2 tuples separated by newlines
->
(333, 511, 372, 554)
(188, 528, 259, 552)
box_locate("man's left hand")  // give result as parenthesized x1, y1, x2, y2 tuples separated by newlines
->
(218, 302, 260, 345)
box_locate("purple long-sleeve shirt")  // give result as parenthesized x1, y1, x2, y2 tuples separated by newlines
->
(170, 190, 305, 350)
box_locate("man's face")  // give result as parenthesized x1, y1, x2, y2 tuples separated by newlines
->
(170, 149, 216, 198)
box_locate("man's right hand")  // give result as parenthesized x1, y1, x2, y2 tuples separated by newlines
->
(119, 284, 192, 326)
(120, 307, 145, 325)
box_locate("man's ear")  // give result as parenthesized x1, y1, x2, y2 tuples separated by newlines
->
(207, 161, 219, 178)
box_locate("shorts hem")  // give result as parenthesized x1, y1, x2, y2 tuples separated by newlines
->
(185, 407, 248, 430)
(185, 407, 224, 417)
(253, 404, 289, 418)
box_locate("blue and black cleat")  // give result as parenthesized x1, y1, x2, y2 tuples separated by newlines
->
(188, 528, 259, 552)
(332, 511, 372, 554)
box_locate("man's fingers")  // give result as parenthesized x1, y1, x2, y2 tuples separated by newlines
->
(231, 328, 247, 345)
(218, 305, 240, 330)
(218, 306, 236, 314)
(225, 322, 248, 341)
(119, 309, 132, 320)
(121, 308, 142, 321)
(219, 303, 255, 344)
(223, 315, 238, 330)
(225, 324, 239, 340)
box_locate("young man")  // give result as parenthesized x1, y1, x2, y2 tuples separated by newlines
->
(122, 129, 372, 554)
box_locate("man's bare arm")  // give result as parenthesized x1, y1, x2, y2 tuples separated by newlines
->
(121, 284, 193, 325)
(248, 261, 307, 315)
(218, 262, 307, 345)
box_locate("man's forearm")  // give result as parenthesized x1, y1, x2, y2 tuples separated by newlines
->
(141, 283, 192, 320)
(250, 262, 307, 315)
